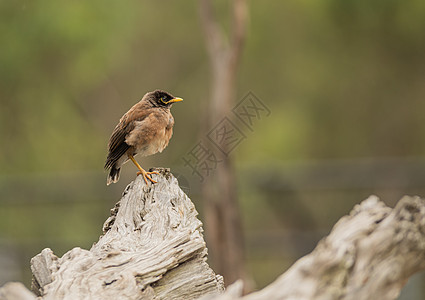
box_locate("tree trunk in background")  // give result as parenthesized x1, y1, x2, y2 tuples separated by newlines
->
(199, 0, 248, 286)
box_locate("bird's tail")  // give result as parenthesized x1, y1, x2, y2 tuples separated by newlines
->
(107, 165, 121, 185)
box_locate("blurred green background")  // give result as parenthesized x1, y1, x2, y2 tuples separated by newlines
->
(1, 0, 425, 298)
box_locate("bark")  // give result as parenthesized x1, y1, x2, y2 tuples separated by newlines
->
(207, 195, 425, 300)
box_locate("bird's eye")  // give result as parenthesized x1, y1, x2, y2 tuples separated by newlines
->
(161, 96, 167, 103)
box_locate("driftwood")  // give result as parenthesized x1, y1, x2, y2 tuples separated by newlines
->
(1, 168, 425, 300)
(207, 195, 425, 300)
(29, 168, 224, 300)
(0, 282, 37, 300)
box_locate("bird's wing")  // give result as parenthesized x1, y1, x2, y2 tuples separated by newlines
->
(104, 106, 151, 170)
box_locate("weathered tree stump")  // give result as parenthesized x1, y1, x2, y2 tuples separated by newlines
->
(1, 169, 425, 300)
(30, 168, 224, 300)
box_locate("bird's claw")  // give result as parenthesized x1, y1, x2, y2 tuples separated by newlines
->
(137, 170, 158, 184)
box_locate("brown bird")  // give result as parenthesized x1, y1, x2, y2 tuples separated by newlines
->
(105, 90, 183, 185)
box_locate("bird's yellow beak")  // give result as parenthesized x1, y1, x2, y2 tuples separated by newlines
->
(167, 97, 183, 104)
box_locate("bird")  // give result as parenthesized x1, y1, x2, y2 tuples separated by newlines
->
(104, 90, 183, 185)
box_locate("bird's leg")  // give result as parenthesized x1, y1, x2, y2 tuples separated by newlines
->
(128, 155, 158, 184)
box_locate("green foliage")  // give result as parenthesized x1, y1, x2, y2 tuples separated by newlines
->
(0, 1, 141, 172)
(3, 0, 424, 172)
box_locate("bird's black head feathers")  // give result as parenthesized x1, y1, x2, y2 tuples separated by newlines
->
(143, 90, 182, 108)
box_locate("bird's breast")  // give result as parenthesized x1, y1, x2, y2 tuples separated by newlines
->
(137, 127, 173, 157)
(125, 110, 175, 157)
(152, 115, 173, 154)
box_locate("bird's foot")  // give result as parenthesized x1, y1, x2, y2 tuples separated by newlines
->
(137, 170, 159, 184)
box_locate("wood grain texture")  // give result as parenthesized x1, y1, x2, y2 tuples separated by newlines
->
(2, 173, 425, 300)
(209, 195, 425, 300)
(30, 168, 224, 300)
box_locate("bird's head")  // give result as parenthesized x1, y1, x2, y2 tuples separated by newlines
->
(143, 90, 183, 108)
